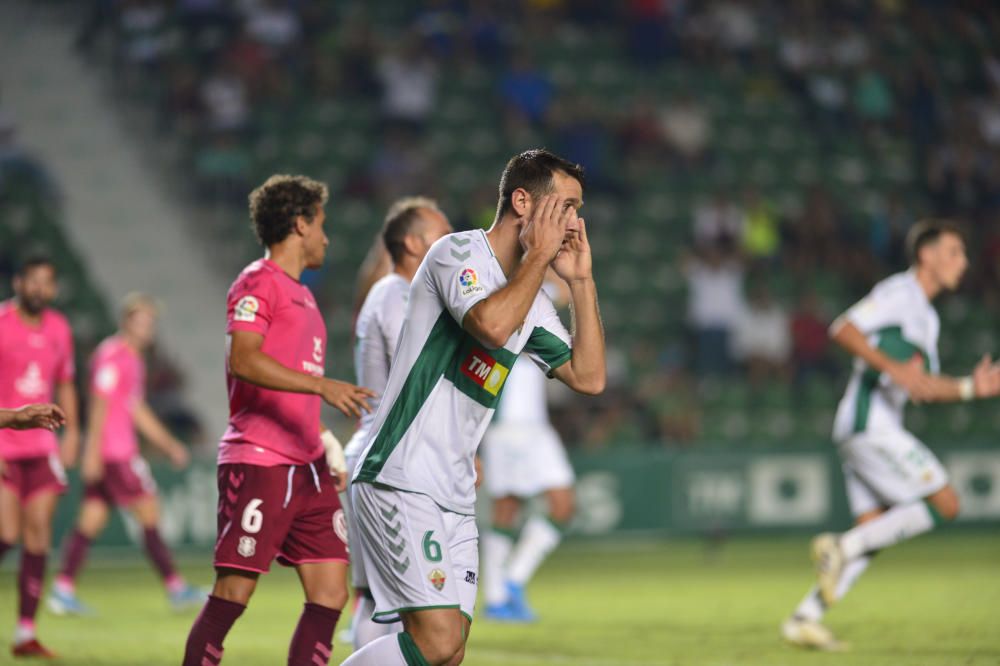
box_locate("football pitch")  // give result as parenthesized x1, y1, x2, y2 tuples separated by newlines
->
(1, 531, 997, 665)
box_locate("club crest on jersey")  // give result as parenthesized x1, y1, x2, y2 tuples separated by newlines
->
(312, 337, 324, 363)
(428, 568, 447, 591)
(458, 268, 484, 298)
(237, 536, 256, 558)
(234, 295, 260, 322)
(461, 348, 510, 396)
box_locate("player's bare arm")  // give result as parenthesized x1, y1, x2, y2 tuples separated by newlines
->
(81, 394, 107, 483)
(463, 195, 571, 347)
(831, 319, 1000, 403)
(134, 401, 189, 469)
(550, 218, 606, 395)
(0, 403, 66, 431)
(228, 329, 375, 418)
(829, 319, 937, 402)
(56, 379, 80, 469)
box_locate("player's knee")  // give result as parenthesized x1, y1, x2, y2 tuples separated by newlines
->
(409, 622, 463, 665)
(212, 570, 258, 605)
(548, 488, 575, 524)
(22, 521, 51, 551)
(308, 585, 348, 610)
(932, 494, 960, 522)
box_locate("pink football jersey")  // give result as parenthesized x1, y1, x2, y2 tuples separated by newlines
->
(91, 336, 144, 463)
(219, 259, 327, 467)
(0, 301, 75, 460)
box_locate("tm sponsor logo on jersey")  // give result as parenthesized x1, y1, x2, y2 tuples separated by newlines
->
(458, 267, 484, 298)
(461, 348, 510, 396)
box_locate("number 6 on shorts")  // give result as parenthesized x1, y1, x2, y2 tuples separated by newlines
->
(422, 530, 442, 562)
(242, 498, 264, 534)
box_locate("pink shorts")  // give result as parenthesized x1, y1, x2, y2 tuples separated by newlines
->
(214, 455, 349, 573)
(84, 456, 157, 506)
(1, 454, 68, 502)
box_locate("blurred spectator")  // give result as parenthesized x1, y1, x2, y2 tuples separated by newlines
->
(659, 94, 712, 167)
(0, 112, 58, 197)
(369, 130, 435, 203)
(790, 291, 838, 387)
(731, 284, 791, 385)
(193, 134, 251, 205)
(740, 188, 780, 263)
(199, 61, 250, 134)
(241, 0, 302, 52)
(708, 1, 760, 64)
(854, 60, 895, 127)
(624, 0, 675, 66)
(116, 0, 170, 74)
(684, 243, 745, 377)
(926, 140, 992, 215)
(693, 191, 744, 250)
(376, 34, 440, 129)
(467, 0, 508, 64)
(868, 192, 912, 267)
(499, 52, 553, 125)
(549, 96, 610, 191)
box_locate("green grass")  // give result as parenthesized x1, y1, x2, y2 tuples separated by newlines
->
(2, 532, 999, 665)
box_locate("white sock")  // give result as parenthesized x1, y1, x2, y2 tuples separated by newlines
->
(839, 502, 936, 560)
(507, 515, 563, 586)
(341, 633, 406, 665)
(353, 595, 401, 651)
(482, 528, 514, 605)
(794, 553, 874, 621)
(14, 620, 35, 645)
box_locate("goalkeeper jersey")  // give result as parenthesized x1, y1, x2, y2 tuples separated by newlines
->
(353, 229, 572, 514)
(833, 270, 941, 442)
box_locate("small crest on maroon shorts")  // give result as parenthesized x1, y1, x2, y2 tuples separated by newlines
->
(333, 509, 348, 545)
(428, 568, 446, 591)
(237, 536, 256, 558)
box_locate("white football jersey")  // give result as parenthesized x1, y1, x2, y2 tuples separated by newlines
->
(344, 272, 409, 461)
(353, 229, 573, 514)
(833, 270, 941, 442)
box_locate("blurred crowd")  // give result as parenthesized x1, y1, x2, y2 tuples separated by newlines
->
(62, 0, 1000, 448)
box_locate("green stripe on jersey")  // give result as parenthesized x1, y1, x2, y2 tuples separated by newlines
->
(356, 313, 521, 481)
(853, 326, 930, 433)
(356, 312, 462, 481)
(525, 326, 572, 370)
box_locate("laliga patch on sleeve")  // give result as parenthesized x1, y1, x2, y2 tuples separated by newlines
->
(95, 365, 118, 392)
(234, 295, 260, 322)
(458, 267, 485, 298)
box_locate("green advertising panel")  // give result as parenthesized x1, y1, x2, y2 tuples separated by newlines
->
(46, 446, 1000, 549)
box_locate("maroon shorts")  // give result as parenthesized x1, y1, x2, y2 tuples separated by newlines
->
(214, 456, 349, 573)
(0, 454, 68, 502)
(84, 456, 157, 506)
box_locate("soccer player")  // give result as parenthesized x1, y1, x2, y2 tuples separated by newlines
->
(343, 149, 606, 666)
(0, 256, 80, 658)
(481, 276, 575, 623)
(343, 196, 453, 651)
(782, 219, 1000, 650)
(0, 404, 65, 431)
(48, 293, 204, 616)
(182, 175, 375, 666)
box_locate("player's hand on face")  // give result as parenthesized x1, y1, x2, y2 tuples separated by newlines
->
(889, 355, 936, 403)
(319, 379, 376, 419)
(12, 403, 66, 431)
(972, 354, 1000, 398)
(552, 217, 593, 282)
(520, 194, 571, 262)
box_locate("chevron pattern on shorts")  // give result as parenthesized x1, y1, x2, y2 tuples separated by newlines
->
(378, 499, 410, 574)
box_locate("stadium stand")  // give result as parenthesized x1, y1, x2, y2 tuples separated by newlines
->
(69, 0, 1000, 448)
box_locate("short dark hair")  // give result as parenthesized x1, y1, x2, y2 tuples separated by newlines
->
(906, 218, 964, 265)
(16, 255, 56, 278)
(382, 196, 440, 264)
(248, 175, 329, 247)
(497, 149, 585, 218)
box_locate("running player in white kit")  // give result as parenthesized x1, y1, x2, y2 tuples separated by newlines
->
(481, 275, 575, 623)
(343, 197, 452, 650)
(782, 220, 1000, 651)
(342, 149, 606, 666)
